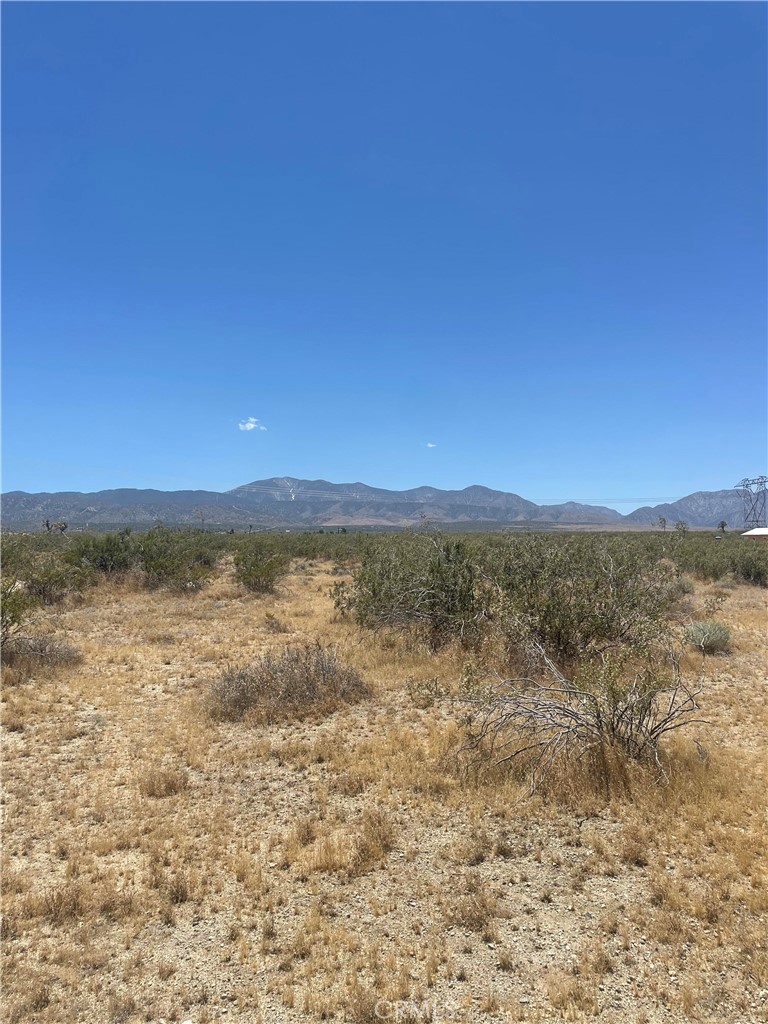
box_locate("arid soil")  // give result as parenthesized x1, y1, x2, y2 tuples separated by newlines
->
(2, 563, 767, 1024)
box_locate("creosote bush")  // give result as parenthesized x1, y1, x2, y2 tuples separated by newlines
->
(206, 643, 370, 723)
(234, 541, 291, 593)
(340, 531, 681, 665)
(334, 530, 713, 790)
(1, 576, 38, 645)
(64, 529, 140, 577)
(334, 532, 485, 650)
(337, 530, 713, 787)
(485, 534, 678, 667)
(139, 527, 218, 592)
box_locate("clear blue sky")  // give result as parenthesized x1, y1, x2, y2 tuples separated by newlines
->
(3, 2, 766, 509)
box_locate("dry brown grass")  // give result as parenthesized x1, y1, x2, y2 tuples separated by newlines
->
(2, 560, 766, 1023)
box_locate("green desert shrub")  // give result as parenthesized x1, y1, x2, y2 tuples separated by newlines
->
(206, 643, 369, 723)
(684, 620, 731, 655)
(484, 534, 677, 668)
(336, 532, 484, 650)
(728, 544, 768, 587)
(669, 534, 767, 587)
(23, 560, 84, 605)
(1, 531, 69, 573)
(64, 530, 139, 577)
(1, 576, 38, 645)
(138, 528, 217, 591)
(2, 532, 82, 605)
(234, 542, 291, 593)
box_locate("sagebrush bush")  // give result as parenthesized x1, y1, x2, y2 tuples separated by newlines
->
(206, 644, 369, 722)
(684, 620, 730, 655)
(234, 542, 290, 593)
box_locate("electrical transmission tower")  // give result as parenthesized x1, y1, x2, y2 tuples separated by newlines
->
(735, 476, 768, 529)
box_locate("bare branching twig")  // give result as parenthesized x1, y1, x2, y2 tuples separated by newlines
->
(460, 643, 706, 791)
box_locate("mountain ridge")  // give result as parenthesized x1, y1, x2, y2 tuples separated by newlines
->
(0, 479, 753, 530)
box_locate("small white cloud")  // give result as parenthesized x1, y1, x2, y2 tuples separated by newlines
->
(238, 417, 267, 432)
(426, 442, 437, 448)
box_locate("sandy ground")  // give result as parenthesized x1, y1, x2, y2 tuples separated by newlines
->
(2, 563, 767, 1024)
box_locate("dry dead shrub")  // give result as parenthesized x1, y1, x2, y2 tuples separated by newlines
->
(23, 882, 88, 924)
(451, 828, 492, 866)
(462, 643, 705, 794)
(545, 969, 599, 1015)
(1, 633, 82, 683)
(3, 704, 25, 732)
(206, 643, 370, 723)
(166, 873, 190, 905)
(5, 976, 54, 1024)
(280, 815, 319, 868)
(303, 832, 350, 875)
(619, 821, 650, 866)
(497, 949, 515, 973)
(232, 849, 263, 891)
(579, 938, 614, 978)
(138, 765, 189, 798)
(28, 977, 53, 1011)
(330, 770, 367, 796)
(107, 992, 137, 1023)
(443, 872, 501, 934)
(299, 809, 395, 877)
(157, 961, 176, 980)
(346, 976, 433, 1024)
(263, 611, 289, 633)
(349, 807, 396, 875)
(346, 983, 387, 1023)
(98, 887, 136, 922)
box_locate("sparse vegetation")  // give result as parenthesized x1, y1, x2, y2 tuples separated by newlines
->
(1, 528, 766, 1024)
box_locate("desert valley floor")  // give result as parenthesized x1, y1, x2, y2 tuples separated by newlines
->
(3, 560, 767, 1024)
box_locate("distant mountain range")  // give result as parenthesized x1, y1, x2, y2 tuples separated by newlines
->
(0, 478, 752, 530)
